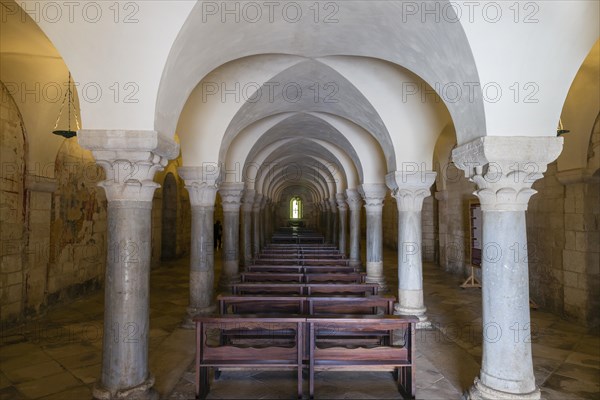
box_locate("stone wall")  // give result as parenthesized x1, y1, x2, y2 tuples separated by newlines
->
(47, 138, 106, 307)
(526, 163, 565, 314)
(0, 82, 192, 324)
(436, 163, 477, 277)
(0, 82, 27, 321)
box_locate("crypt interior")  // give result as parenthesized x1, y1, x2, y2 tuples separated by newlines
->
(0, 1, 599, 399)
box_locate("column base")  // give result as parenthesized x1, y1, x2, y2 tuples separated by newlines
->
(394, 304, 432, 329)
(365, 276, 387, 292)
(349, 259, 361, 268)
(463, 378, 541, 400)
(93, 375, 158, 400)
(182, 304, 217, 329)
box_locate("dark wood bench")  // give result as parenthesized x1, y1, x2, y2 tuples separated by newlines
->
(240, 272, 365, 284)
(307, 315, 417, 399)
(218, 294, 306, 314)
(303, 272, 365, 284)
(247, 265, 359, 274)
(240, 272, 304, 283)
(307, 295, 395, 315)
(194, 315, 304, 399)
(230, 283, 379, 296)
(218, 294, 394, 316)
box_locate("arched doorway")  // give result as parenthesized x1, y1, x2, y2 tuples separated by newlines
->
(161, 173, 178, 260)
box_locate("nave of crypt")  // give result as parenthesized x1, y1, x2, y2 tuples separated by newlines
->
(1, 1, 599, 400)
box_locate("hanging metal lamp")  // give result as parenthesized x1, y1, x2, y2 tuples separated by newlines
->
(52, 72, 80, 138)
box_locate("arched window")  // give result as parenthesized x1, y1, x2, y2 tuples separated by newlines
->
(290, 196, 302, 219)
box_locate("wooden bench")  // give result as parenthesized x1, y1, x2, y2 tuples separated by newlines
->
(218, 294, 394, 316)
(247, 265, 359, 274)
(307, 295, 395, 315)
(240, 272, 365, 284)
(194, 315, 304, 399)
(307, 315, 417, 399)
(230, 283, 379, 296)
(240, 272, 304, 283)
(218, 294, 306, 314)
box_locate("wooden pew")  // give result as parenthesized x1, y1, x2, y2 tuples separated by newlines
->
(218, 295, 394, 316)
(307, 295, 395, 315)
(307, 315, 417, 399)
(194, 315, 305, 399)
(218, 294, 307, 314)
(240, 272, 365, 284)
(240, 272, 304, 283)
(230, 283, 379, 296)
(303, 272, 366, 284)
(247, 265, 359, 274)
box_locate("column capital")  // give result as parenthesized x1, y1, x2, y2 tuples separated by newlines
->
(241, 189, 256, 212)
(452, 136, 563, 211)
(179, 166, 221, 207)
(359, 183, 387, 212)
(78, 130, 179, 203)
(219, 183, 244, 212)
(386, 170, 436, 212)
(345, 188, 362, 211)
(335, 193, 348, 211)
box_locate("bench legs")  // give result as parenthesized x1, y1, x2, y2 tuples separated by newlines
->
(197, 367, 210, 400)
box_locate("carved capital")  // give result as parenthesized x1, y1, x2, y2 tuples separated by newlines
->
(359, 183, 387, 212)
(452, 136, 563, 211)
(219, 183, 244, 212)
(335, 193, 348, 211)
(386, 170, 436, 212)
(345, 188, 362, 211)
(179, 166, 220, 208)
(78, 130, 180, 203)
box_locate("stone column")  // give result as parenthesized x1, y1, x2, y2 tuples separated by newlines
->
(240, 189, 255, 267)
(252, 194, 263, 258)
(324, 201, 332, 243)
(336, 193, 348, 256)
(259, 196, 267, 248)
(178, 166, 219, 327)
(453, 136, 563, 400)
(329, 198, 338, 246)
(386, 171, 436, 328)
(79, 130, 178, 400)
(360, 184, 387, 289)
(218, 183, 244, 289)
(346, 189, 362, 268)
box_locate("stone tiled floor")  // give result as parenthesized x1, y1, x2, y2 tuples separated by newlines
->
(1, 245, 599, 399)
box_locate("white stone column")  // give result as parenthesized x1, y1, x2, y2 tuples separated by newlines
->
(178, 166, 220, 327)
(336, 193, 348, 256)
(386, 171, 436, 328)
(453, 136, 563, 400)
(259, 196, 268, 248)
(218, 183, 244, 289)
(240, 189, 255, 267)
(359, 184, 387, 288)
(346, 189, 362, 268)
(324, 201, 332, 243)
(79, 130, 178, 400)
(329, 198, 338, 246)
(252, 193, 263, 258)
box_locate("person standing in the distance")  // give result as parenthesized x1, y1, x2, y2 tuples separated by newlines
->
(214, 220, 223, 251)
